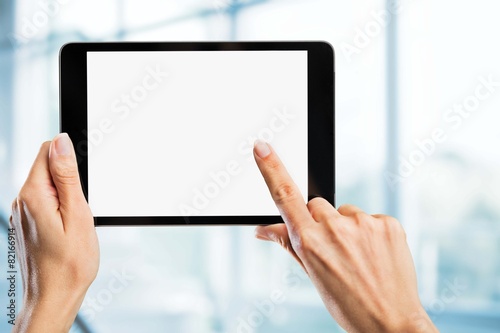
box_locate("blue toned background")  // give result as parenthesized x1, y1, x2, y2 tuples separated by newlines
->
(1, 0, 499, 332)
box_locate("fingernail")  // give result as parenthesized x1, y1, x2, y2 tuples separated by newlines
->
(255, 226, 271, 240)
(53, 133, 72, 156)
(254, 140, 271, 158)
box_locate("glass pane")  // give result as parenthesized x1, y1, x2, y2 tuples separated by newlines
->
(397, 0, 500, 331)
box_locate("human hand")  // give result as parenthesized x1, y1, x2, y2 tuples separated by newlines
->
(253, 140, 438, 333)
(10, 133, 99, 333)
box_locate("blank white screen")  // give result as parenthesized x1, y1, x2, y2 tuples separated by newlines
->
(87, 51, 308, 217)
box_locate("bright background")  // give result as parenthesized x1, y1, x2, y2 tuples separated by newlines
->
(0, 0, 499, 332)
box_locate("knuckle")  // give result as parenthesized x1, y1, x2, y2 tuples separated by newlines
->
(384, 215, 400, 228)
(312, 209, 336, 223)
(306, 199, 322, 217)
(53, 163, 79, 185)
(307, 197, 327, 211)
(40, 141, 51, 151)
(391, 219, 405, 236)
(273, 183, 298, 205)
(352, 211, 369, 223)
(337, 204, 357, 215)
(381, 215, 404, 237)
(336, 204, 348, 214)
(266, 156, 282, 171)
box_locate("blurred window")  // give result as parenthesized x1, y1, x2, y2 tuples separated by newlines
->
(0, 1, 498, 332)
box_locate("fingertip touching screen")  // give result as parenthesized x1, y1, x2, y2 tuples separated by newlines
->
(86, 50, 308, 217)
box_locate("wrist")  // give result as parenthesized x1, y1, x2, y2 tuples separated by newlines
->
(393, 307, 439, 333)
(14, 288, 88, 333)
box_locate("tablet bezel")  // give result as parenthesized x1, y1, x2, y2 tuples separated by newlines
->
(60, 41, 334, 226)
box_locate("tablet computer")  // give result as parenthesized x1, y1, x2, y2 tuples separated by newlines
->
(60, 41, 334, 226)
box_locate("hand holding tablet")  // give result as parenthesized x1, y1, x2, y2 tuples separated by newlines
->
(60, 41, 334, 225)
(10, 135, 99, 332)
(10, 40, 437, 333)
(10, 134, 437, 333)
(252, 141, 437, 333)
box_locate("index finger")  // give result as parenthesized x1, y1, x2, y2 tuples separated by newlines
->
(24, 141, 52, 187)
(253, 140, 315, 233)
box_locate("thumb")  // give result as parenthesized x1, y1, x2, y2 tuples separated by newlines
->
(48, 133, 86, 216)
(255, 224, 307, 272)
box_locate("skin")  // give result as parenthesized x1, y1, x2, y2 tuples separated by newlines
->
(10, 134, 99, 333)
(253, 140, 439, 333)
(10, 134, 437, 332)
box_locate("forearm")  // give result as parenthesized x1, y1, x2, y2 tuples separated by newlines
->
(12, 292, 86, 333)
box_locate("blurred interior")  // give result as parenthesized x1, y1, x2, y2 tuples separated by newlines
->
(0, 0, 499, 332)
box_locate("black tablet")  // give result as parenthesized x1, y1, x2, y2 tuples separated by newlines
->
(60, 41, 334, 226)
